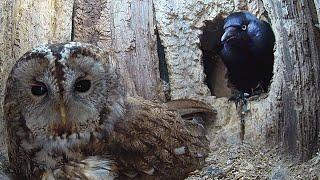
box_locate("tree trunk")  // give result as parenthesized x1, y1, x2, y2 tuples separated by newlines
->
(154, 0, 320, 161)
(0, 0, 319, 163)
(73, 0, 164, 100)
(263, 0, 320, 160)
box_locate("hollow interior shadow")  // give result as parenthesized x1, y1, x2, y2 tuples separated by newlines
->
(200, 16, 232, 98)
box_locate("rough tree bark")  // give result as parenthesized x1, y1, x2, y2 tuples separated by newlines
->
(73, 0, 164, 100)
(0, 0, 319, 164)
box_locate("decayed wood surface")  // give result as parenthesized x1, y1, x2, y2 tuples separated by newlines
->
(263, 0, 320, 160)
(0, 0, 319, 164)
(73, 0, 164, 101)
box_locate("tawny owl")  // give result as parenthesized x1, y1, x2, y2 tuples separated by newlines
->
(4, 42, 214, 179)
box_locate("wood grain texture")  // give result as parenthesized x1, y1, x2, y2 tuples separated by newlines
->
(73, 0, 165, 101)
(262, 0, 320, 160)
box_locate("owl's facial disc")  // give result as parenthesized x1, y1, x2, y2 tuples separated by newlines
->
(10, 43, 110, 140)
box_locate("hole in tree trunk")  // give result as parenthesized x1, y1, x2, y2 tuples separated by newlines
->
(156, 29, 171, 100)
(200, 13, 275, 99)
(200, 15, 232, 98)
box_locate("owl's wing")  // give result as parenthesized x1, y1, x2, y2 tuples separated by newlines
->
(164, 99, 216, 124)
(107, 97, 212, 179)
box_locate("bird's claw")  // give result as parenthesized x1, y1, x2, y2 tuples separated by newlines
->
(228, 92, 249, 113)
(228, 92, 249, 103)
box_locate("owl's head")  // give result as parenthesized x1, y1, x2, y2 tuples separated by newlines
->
(4, 42, 125, 149)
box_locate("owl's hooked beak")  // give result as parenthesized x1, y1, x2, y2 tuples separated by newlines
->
(60, 103, 67, 125)
(49, 103, 77, 136)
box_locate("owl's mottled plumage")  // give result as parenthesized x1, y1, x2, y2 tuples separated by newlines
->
(4, 42, 212, 179)
(5, 42, 123, 179)
(108, 97, 212, 179)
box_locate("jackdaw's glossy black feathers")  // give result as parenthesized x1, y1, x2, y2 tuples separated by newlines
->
(220, 12, 275, 94)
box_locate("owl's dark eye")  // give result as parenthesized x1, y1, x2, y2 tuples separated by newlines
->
(75, 79, 91, 93)
(31, 82, 48, 96)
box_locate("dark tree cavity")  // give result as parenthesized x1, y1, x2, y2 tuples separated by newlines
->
(156, 29, 170, 100)
(200, 15, 232, 98)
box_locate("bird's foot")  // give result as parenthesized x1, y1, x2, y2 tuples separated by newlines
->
(228, 92, 250, 114)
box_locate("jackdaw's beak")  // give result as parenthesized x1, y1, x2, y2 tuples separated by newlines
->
(221, 27, 237, 43)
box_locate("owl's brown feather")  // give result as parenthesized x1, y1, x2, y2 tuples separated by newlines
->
(165, 99, 215, 121)
(107, 97, 211, 179)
